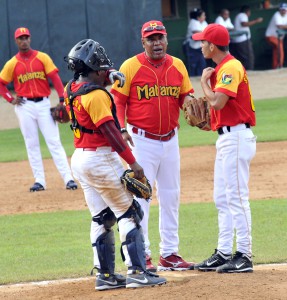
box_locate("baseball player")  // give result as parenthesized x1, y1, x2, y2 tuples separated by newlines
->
(64, 39, 166, 290)
(111, 20, 195, 272)
(192, 24, 256, 273)
(0, 27, 77, 191)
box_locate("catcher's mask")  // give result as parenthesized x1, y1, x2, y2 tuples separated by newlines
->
(65, 39, 113, 73)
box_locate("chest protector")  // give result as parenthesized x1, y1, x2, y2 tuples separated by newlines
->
(66, 79, 121, 134)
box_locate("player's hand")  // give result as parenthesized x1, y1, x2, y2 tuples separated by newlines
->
(108, 70, 125, 87)
(201, 67, 215, 82)
(121, 131, 135, 149)
(12, 96, 26, 106)
(129, 162, 144, 180)
(256, 17, 263, 23)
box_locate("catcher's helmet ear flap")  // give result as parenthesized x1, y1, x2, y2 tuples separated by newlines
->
(65, 39, 113, 72)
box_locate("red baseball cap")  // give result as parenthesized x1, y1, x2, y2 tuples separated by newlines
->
(141, 20, 167, 38)
(192, 24, 229, 46)
(15, 27, 31, 39)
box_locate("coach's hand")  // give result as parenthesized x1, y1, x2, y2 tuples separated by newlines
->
(12, 96, 26, 105)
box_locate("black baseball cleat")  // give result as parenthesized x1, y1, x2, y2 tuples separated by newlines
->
(95, 273, 126, 290)
(216, 251, 253, 273)
(66, 180, 78, 190)
(30, 182, 45, 192)
(194, 249, 232, 272)
(126, 270, 167, 288)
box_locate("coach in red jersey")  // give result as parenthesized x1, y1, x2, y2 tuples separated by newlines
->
(0, 27, 77, 191)
(192, 24, 257, 273)
(111, 20, 195, 272)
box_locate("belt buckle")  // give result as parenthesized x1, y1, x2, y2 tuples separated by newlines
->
(161, 130, 173, 141)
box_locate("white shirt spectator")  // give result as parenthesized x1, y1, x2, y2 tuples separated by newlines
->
(232, 12, 250, 43)
(186, 19, 208, 49)
(265, 11, 287, 37)
(215, 15, 234, 30)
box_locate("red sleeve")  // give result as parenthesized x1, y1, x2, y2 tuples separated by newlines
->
(47, 71, 64, 97)
(0, 81, 14, 103)
(113, 94, 126, 128)
(99, 120, 136, 165)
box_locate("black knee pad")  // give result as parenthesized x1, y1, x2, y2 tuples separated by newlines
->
(92, 230, 115, 274)
(118, 199, 144, 227)
(92, 207, 116, 230)
(121, 227, 146, 271)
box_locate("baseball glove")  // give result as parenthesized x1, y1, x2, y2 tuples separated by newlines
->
(182, 95, 211, 131)
(120, 169, 152, 200)
(50, 104, 70, 123)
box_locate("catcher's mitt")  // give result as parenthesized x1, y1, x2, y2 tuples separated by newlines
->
(182, 95, 211, 131)
(120, 169, 152, 200)
(50, 104, 70, 123)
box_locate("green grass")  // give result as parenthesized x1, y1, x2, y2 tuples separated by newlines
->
(0, 97, 286, 162)
(0, 123, 74, 162)
(0, 96, 286, 285)
(0, 199, 286, 285)
(178, 96, 287, 147)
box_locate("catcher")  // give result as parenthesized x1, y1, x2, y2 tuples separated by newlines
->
(64, 39, 166, 291)
(182, 94, 211, 131)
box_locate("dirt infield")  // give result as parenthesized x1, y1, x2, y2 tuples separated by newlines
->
(0, 141, 287, 299)
(0, 69, 287, 299)
(1, 141, 287, 216)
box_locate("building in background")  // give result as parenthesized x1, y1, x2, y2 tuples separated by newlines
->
(0, 0, 284, 84)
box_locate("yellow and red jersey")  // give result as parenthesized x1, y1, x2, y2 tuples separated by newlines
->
(111, 53, 193, 134)
(210, 54, 256, 130)
(64, 81, 114, 148)
(0, 50, 57, 98)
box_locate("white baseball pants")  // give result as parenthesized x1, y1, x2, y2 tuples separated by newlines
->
(15, 98, 73, 188)
(127, 124, 180, 258)
(214, 126, 256, 256)
(71, 147, 136, 268)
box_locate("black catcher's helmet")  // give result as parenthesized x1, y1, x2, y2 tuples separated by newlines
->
(65, 39, 113, 74)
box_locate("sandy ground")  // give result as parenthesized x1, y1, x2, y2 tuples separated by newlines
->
(0, 69, 287, 299)
(0, 141, 287, 216)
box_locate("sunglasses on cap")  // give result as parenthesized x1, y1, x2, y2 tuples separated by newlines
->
(143, 25, 166, 32)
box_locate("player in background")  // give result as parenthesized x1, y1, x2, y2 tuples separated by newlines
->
(111, 20, 195, 272)
(215, 9, 234, 31)
(0, 27, 125, 192)
(192, 24, 256, 273)
(0, 27, 77, 192)
(229, 5, 263, 70)
(64, 39, 166, 290)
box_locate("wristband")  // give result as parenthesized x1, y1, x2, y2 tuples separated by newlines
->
(119, 147, 136, 165)
(120, 128, 128, 133)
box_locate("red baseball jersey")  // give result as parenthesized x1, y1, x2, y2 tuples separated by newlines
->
(111, 53, 194, 134)
(64, 81, 114, 148)
(0, 50, 57, 98)
(209, 54, 256, 130)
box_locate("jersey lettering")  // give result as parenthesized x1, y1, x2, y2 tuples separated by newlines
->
(136, 84, 180, 100)
(17, 71, 46, 83)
